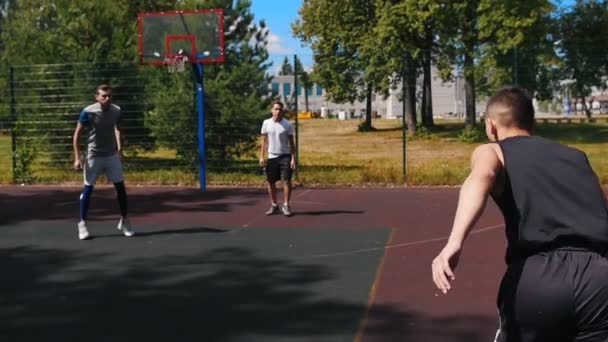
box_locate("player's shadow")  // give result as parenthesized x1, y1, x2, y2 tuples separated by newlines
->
(294, 210, 365, 216)
(89, 226, 230, 239)
(133, 226, 230, 237)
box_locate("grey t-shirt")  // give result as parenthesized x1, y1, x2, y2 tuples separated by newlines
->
(78, 103, 121, 157)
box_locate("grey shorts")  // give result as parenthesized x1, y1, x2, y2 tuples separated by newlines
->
(84, 153, 123, 185)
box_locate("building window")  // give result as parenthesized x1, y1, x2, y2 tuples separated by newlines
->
(271, 82, 279, 95)
(306, 86, 313, 96)
(296, 84, 302, 96)
(316, 85, 323, 96)
(283, 83, 291, 97)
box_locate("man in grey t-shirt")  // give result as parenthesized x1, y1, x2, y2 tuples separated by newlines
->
(72, 84, 134, 240)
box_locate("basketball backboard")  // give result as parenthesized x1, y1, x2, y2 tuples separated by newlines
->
(138, 9, 225, 66)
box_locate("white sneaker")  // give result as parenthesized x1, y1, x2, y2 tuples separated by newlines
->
(117, 218, 135, 237)
(281, 205, 293, 217)
(78, 220, 90, 240)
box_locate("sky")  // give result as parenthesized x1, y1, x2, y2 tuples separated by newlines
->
(249, 0, 312, 73)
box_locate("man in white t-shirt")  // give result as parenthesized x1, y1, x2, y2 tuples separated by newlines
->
(259, 101, 296, 216)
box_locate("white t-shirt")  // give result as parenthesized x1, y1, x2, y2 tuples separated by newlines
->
(261, 117, 294, 158)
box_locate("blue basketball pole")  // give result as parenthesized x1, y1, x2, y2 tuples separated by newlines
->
(195, 63, 206, 191)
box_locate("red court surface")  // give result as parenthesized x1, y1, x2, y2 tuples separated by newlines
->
(3, 185, 602, 341)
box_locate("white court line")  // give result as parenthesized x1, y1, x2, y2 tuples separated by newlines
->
(307, 223, 505, 259)
(295, 189, 312, 198)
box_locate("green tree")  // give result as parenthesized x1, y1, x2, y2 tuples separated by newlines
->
(365, 0, 421, 133)
(440, 0, 555, 128)
(294, 56, 312, 112)
(2, 0, 133, 64)
(475, 0, 556, 100)
(557, 0, 608, 117)
(0, 0, 10, 129)
(367, 0, 459, 132)
(1, 0, 147, 171)
(278, 56, 294, 75)
(293, 0, 377, 131)
(411, 1, 450, 127)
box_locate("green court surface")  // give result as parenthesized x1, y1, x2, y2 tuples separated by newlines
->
(1, 221, 390, 342)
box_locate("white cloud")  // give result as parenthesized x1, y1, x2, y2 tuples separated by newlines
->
(266, 32, 294, 55)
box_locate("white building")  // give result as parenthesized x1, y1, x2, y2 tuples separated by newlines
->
(269, 68, 485, 119)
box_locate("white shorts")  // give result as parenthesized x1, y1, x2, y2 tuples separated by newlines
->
(84, 154, 124, 185)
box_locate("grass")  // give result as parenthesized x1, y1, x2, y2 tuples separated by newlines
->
(0, 134, 11, 183)
(0, 119, 607, 186)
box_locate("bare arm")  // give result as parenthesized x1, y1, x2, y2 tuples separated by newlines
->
(72, 123, 83, 169)
(432, 144, 501, 294)
(288, 134, 296, 169)
(259, 134, 268, 166)
(115, 126, 122, 154)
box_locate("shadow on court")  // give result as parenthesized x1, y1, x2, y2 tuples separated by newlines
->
(1, 244, 495, 342)
(294, 210, 365, 216)
(0, 187, 267, 226)
(1, 244, 392, 342)
(89, 226, 230, 238)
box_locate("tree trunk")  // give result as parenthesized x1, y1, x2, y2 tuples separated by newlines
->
(404, 56, 417, 133)
(582, 96, 592, 118)
(463, 1, 477, 130)
(464, 50, 476, 130)
(364, 83, 373, 130)
(304, 87, 309, 112)
(423, 44, 434, 127)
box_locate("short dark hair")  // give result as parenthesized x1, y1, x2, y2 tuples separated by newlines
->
(96, 84, 112, 94)
(272, 101, 284, 109)
(486, 86, 535, 131)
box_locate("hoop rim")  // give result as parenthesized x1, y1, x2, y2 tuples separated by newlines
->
(165, 54, 190, 73)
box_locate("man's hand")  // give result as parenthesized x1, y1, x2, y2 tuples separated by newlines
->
(432, 242, 462, 294)
(290, 157, 296, 170)
(259, 157, 266, 167)
(73, 159, 82, 171)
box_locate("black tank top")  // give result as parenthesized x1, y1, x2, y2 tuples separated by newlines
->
(491, 136, 608, 263)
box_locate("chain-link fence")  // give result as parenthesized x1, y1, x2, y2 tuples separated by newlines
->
(1, 61, 408, 187)
(2, 57, 607, 187)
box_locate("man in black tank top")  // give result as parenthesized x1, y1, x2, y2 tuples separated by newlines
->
(431, 86, 608, 342)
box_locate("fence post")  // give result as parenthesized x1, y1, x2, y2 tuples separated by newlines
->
(293, 54, 299, 180)
(194, 63, 206, 191)
(9, 66, 17, 184)
(402, 85, 407, 185)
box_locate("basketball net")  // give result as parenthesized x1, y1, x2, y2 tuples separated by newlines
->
(166, 54, 189, 73)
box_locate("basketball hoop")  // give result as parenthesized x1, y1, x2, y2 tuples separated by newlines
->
(165, 53, 189, 73)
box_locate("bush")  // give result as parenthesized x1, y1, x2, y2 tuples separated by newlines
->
(407, 125, 435, 141)
(357, 121, 376, 132)
(14, 141, 37, 184)
(458, 128, 484, 143)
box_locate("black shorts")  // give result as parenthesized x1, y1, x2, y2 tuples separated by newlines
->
(496, 248, 608, 342)
(264, 154, 292, 183)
